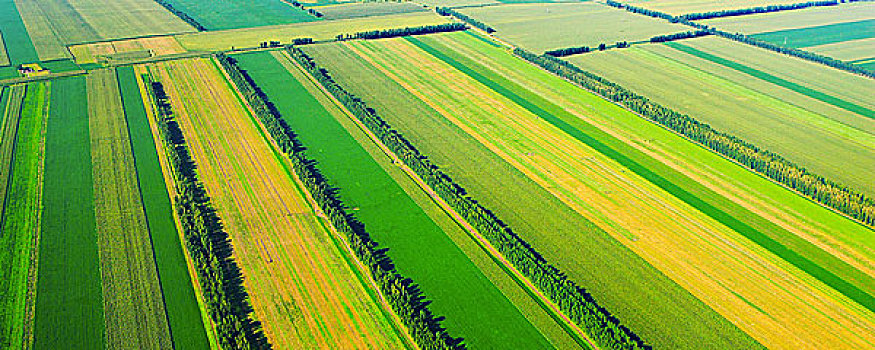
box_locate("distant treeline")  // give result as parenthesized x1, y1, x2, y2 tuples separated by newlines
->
(650, 30, 710, 43)
(337, 23, 467, 41)
(216, 53, 464, 350)
(287, 46, 650, 350)
(544, 41, 629, 57)
(153, 0, 206, 31)
(680, 1, 838, 20)
(287, 0, 324, 18)
(436, 7, 495, 33)
(605, 0, 875, 78)
(514, 48, 875, 226)
(146, 79, 258, 349)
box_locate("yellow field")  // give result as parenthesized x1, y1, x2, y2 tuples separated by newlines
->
(70, 36, 186, 64)
(702, 2, 875, 33)
(804, 37, 875, 61)
(175, 12, 452, 51)
(624, 0, 803, 15)
(146, 57, 410, 349)
(333, 36, 875, 349)
(87, 68, 172, 349)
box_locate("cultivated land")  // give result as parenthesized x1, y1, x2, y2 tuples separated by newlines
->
(317, 2, 428, 20)
(750, 19, 875, 49)
(306, 31, 875, 349)
(146, 57, 408, 349)
(623, 0, 804, 16)
(458, 2, 689, 52)
(33, 76, 104, 350)
(118, 66, 210, 350)
(568, 38, 875, 198)
(158, 0, 316, 30)
(175, 12, 452, 51)
(414, 0, 500, 7)
(0, 0, 39, 65)
(701, 2, 875, 33)
(0, 33, 9, 66)
(70, 36, 186, 65)
(0, 84, 43, 349)
(806, 37, 875, 62)
(87, 68, 172, 349)
(233, 50, 581, 349)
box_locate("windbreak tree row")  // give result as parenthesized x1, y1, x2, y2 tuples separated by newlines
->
(435, 7, 495, 33)
(680, 0, 838, 20)
(337, 23, 467, 41)
(145, 78, 255, 350)
(285, 46, 650, 350)
(216, 53, 464, 350)
(513, 49, 875, 226)
(649, 30, 710, 43)
(152, 0, 206, 31)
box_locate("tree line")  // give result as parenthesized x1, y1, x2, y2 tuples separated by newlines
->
(513, 48, 875, 226)
(545, 41, 628, 57)
(153, 0, 206, 31)
(286, 46, 651, 350)
(287, 0, 324, 18)
(146, 79, 263, 349)
(680, 1, 838, 20)
(336, 23, 467, 41)
(216, 53, 464, 350)
(435, 7, 495, 33)
(650, 30, 709, 43)
(604, 0, 874, 78)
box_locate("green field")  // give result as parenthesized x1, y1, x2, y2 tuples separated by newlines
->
(624, 0, 803, 16)
(159, 0, 317, 30)
(116, 66, 210, 350)
(751, 19, 875, 49)
(32, 76, 104, 350)
(457, 2, 689, 52)
(317, 2, 427, 20)
(232, 51, 557, 349)
(0, 32, 9, 66)
(0, 84, 43, 349)
(0, 0, 38, 64)
(701, 2, 875, 34)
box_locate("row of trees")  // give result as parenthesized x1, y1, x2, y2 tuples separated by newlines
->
(216, 53, 464, 350)
(336, 23, 467, 41)
(649, 30, 709, 43)
(435, 7, 495, 33)
(544, 42, 628, 57)
(147, 80, 257, 349)
(153, 0, 206, 31)
(680, 1, 838, 20)
(605, 0, 874, 78)
(287, 0, 324, 18)
(286, 46, 650, 350)
(514, 48, 875, 226)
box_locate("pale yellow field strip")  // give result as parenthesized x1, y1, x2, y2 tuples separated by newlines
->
(804, 37, 875, 61)
(87, 68, 173, 349)
(626, 0, 805, 16)
(71, 37, 186, 64)
(149, 57, 407, 350)
(703, 2, 875, 33)
(345, 38, 875, 350)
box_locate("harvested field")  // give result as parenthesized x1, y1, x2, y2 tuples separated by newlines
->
(70, 36, 185, 65)
(157, 0, 316, 30)
(457, 2, 689, 52)
(306, 32, 875, 349)
(624, 0, 803, 16)
(175, 12, 452, 51)
(32, 76, 103, 349)
(701, 2, 875, 33)
(806, 38, 875, 62)
(0, 84, 43, 349)
(317, 2, 427, 20)
(568, 38, 875, 197)
(0, 0, 39, 64)
(117, 66, 210, 350)
(414, 0, 500, 7)
(147, 57, 409, 349)
(232, 51, 571, 349)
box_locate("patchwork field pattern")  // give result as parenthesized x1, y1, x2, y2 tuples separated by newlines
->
(70, 36, 186, 65)
(457, 2, 689, 52)
(0, 0, 39, 64)
(305, 32, 875, 349)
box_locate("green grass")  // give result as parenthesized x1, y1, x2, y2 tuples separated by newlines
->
(116, 66, 209, 350)
(664, 41, 875, 119)
(232, 51, 554, 349)
(0, 83, 44, 349)
(159, 0, 318, 30)
(40, 60, 81, 73)
(0, 0, 39, 64)
(33, 76, 104, 350)
(751, 19, 875, 49)
(410, 35, 875, 314)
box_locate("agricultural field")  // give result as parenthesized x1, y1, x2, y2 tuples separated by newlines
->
(317, 2, 428, 20)
(175, 12, 453, 51)
(69, 36, 186, 65)
(143, 57, 410, 349)
(457, 2, 690, 52)
(569, 36, 875, 197)
(0, 0, 39, 65)
(156, 0, 317, 30)
(623, 0, 804, 16)
(232, 50, 589, 349)
(701, 2, 875, 34)
(304, 31, 875, 349)
(0, 32, 9, 66)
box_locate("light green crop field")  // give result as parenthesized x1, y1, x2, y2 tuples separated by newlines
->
(0, 32, 9, 66)
(702, 2, 875, 33)
(317, 2, 427, 20)
(157, 0, 316, 31)
(624, 0, 802, 16)
(457, 2, 689, 52)
(413, 0, 500, 7)
(807, 37, 875, 62)
(568, 38, 875, 197)
(175, 12, 452, 51)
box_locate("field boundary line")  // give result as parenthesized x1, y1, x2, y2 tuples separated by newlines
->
(283, 50, 600, 350)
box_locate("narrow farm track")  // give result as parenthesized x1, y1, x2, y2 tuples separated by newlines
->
(86, 68, 173, 350)
(149, 57, 408, 350)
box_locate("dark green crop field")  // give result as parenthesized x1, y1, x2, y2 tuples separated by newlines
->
(751, 19, 875, 49)
(159, 0, 318, 30)
(0, 0, 38, 64)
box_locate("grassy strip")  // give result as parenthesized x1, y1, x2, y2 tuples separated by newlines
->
(230, 51, 553, 349)
(751, 19, 875, 49)
(116, 66, 210, 350)
(33, 76, 104, 350)
(0, 83, 44, 349)
(0, 85, 24, 226)
(0, 0, 38, 64)
(664, 41, 874, 118)
(409, 36, 875, 314)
